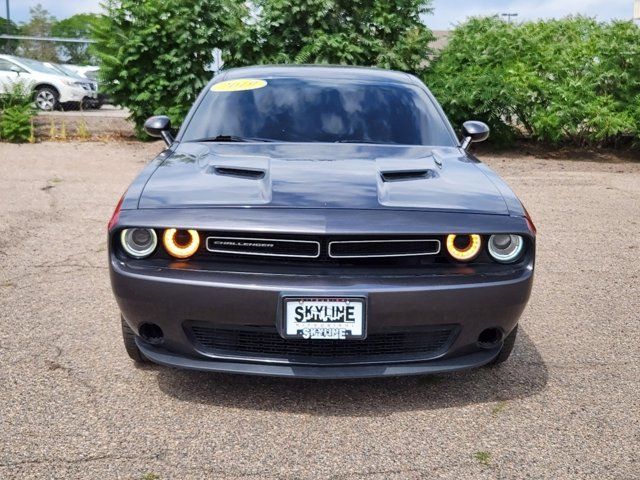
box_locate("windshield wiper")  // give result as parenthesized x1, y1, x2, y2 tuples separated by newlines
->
(187, 135, 276, 143)
(334, 139, 396, 145)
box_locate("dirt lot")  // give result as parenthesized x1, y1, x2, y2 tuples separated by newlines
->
(0, 142, 638, 479)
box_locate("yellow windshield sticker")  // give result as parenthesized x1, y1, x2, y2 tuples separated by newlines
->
(211, 79, 267, 92)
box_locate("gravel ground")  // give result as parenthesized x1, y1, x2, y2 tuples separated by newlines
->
(0, 142, 638, 479)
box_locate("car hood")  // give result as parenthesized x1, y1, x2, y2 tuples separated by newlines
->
(138, 143, 509, 215)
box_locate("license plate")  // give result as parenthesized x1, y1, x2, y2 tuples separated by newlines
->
(283, 297, 366, 340)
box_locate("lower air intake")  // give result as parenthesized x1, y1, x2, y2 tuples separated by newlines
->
(186, 324, 458, 364)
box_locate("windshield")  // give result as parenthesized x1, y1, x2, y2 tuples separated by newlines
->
(183, 78, 455, 146)
(54, 64, 81, 78)
(14, 57, 61, 75)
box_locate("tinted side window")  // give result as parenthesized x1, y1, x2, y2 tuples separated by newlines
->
(0, 59, 19, 72)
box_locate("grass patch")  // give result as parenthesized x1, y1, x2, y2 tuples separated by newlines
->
(492, 401, 507, 415)
(473, 451, 491, 466)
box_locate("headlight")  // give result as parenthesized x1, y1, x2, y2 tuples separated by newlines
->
(446, 234, 482, 262)
(120, 228, 157, 258)
(163, 229, 200, 259)
(488, 235, 525, 263)
(62, 79, 90, 89)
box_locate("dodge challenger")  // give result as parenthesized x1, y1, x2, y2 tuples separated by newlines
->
(108, 65, 535, 378)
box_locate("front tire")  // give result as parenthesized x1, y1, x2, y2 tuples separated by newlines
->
(121, 316, 149, 363)
(488, 325, 518, 365)
(34, 86, 59, 111)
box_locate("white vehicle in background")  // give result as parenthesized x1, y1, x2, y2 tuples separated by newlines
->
(64, 65, 99, 79)
(44, 62, 101, 109)
(0, 54, 97, 111)
(64, 65, 110, 108)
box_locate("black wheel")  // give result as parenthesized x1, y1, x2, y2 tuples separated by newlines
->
(488, 325, 518, 365)
(121, 316, 149, 363)
(34, 86, 59, 111)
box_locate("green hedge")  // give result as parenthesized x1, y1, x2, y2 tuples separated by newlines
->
(0, 82, 35, 143)
(93, 0, 435, 138)
(427, 17, 640, 147)
(92, 0, 251, 137)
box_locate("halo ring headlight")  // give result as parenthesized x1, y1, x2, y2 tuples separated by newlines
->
(446, 234, 482, 262)
(120, 228, 157, 259)
(488, 234, 524, 263)
(163, 228, 200, 259)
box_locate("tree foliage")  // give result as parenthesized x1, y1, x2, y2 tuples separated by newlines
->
(19, 4, 59, 62)
(92, 0, 251, 136)
(52, 14, 105, 64)
(249, 0, 434, 75)
(93, 0, 435, 134)
(427, 16, 640, 147)
(0, 18, 20, 54)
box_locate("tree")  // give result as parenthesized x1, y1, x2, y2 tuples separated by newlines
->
(249, 0, 435, 76)
(0, 18, 20, 54)
(52, 14, 105, 65)
(19, 4, 59, 62)
(92, 0, 251, 136)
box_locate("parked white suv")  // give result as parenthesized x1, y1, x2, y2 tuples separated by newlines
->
(0, 54, 97, 111)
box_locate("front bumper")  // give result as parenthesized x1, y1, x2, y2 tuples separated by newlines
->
(111, 254, 533, 378)
(60, 86, 97, 103)
(137, 339, 501, 378)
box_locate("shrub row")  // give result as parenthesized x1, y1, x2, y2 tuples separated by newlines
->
(427, 17, 640, 147)
(92, 0, 435, 138)
(0, 82, 35, 143)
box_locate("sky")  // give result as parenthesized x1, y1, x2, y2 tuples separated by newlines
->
(5, 0, 638, 28)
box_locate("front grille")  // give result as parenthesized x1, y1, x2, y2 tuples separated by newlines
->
(329, 239, 440, 258)
(186, 324, 458, 364)
(202, 232, 446, 267)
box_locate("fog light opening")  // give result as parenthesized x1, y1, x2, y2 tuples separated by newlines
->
(478, 328, 503, 349)
(138, 323, 164, 345)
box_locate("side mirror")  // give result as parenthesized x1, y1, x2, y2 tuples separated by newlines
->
(10, 65, 22, 75)
(144, 115, 174, 147)
(461, 121, 490, 150)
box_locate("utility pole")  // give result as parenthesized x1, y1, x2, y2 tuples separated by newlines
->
(501, 12, 518, 23)
(5, 0, 9, 24)
(634, 0, 640, 22)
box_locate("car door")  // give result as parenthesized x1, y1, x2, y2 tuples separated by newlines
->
(0, 58, 28, 94)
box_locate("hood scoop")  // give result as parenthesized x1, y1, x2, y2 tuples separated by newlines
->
(139, 144, 510, 214)
(380, 169, 437, 183)
(210, 166, 266, 180)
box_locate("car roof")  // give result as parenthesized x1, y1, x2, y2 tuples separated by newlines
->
(222, 65, 416, 85)
(0, 54, 37, 65)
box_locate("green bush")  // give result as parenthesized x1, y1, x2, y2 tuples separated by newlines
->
(249, 0, 435, 75)
(92, 0, 251, 137)
(427, 17, 640, 147)
(0, 81, 35, 143)
(93, 0, 435, 136)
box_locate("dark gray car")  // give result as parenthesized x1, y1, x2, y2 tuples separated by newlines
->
(108, 66, 535, 378)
